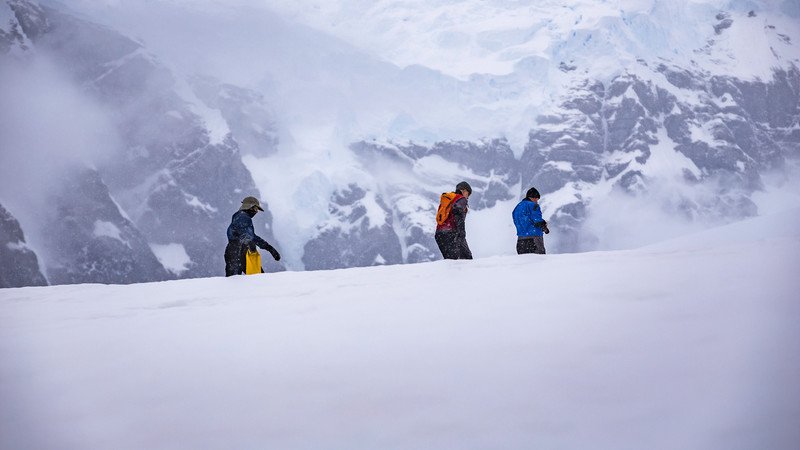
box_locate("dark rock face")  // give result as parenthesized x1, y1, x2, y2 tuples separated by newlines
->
(0, 203, 47, 288)
(713, 13, 734, 35)
(0, 1, 32, 53)
(0, 169, 169, 285)
(42, 168, 173, 285)
(429, 139, 519, 209)
(303, 184, 403, 270)
(711, 69, 800, 159)
(189, 76, 280, 158)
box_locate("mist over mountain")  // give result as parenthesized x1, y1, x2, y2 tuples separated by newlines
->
(1, 0, 798, 286)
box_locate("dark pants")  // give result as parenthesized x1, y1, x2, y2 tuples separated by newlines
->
(435, 231, 473, 260)
(224, 241, 246, 276)
(517, 236, 546, 255)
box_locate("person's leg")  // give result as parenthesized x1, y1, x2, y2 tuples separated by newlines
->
(435, 232, 460, 259)
(458, 237, 473, 260)
(224, 242, 240, 276)
(238, 246, 249, 274)
(532, 236, 546, 254)
(516, 238, 536, 254)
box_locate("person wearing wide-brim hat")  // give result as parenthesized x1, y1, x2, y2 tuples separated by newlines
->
(224, 196, 281, 276)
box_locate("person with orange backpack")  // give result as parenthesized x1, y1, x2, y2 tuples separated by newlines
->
(434, 181, 473, 260)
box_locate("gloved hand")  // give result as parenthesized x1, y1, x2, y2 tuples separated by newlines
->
(269, 248, 281, 261)
(248, 243, 258, 253)
(542, 224, 550, 234)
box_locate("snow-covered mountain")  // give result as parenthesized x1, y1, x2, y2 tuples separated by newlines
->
(1, 0, 799, 285)
(2, 208, 799, 449)
(1, 0, 284, 286)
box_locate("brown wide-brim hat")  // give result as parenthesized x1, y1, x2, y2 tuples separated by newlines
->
(240, 196, 265, 211)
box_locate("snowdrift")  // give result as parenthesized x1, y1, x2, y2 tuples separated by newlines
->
(2, 210, 799, 449)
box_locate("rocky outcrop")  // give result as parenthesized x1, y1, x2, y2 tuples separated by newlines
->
(303, 184, 403, 270)
(0, 203, 47, 288)
(0, 0, 33, 53)
(189, 76, 280, 158)
(43, 169, 173, 285)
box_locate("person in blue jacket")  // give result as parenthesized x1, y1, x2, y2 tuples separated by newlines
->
(225, 196, 281, 276)
(512, 187, 549, 254)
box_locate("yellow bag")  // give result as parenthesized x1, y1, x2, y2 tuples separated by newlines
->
(245, 249, 262, 275)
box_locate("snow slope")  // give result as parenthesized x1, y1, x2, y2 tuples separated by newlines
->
(2, 209, 799, 449)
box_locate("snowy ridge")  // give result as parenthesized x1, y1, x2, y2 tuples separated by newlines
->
(1, 208, 799, 449)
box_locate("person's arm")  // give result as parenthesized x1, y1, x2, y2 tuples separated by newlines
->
(529, 202, 544, 226)
(235, 215, 281, 260)
(452, 197, 468, 237)
(254, 235, 281, 261)
(244, 222, 281, 261)
(529, 203, 549, 234)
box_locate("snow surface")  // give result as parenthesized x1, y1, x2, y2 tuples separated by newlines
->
(149, 243, 191, 276)
(5, 240, 28, 251)
(2, 210, 799, 449)
(92, 220, 124, 242)
(183, 193, 218, 214)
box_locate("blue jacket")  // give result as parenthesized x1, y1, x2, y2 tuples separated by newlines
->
(512, 198, 545, 237)
(227, 210, 273, 251)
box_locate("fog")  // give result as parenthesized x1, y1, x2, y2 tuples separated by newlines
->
(0, 54, 122, 261)
(584, 188, 732, 252)
(58, 1, 461, 139)
(55, 0, 546, 152)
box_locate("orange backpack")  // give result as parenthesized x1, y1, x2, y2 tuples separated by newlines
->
(436, 192, 459, 225)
